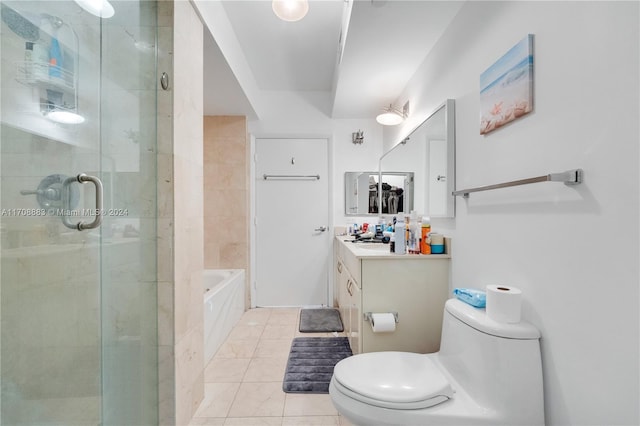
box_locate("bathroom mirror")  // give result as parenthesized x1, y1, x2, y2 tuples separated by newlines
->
(379, 99, 455, 218)
(344, 171, 414, 216)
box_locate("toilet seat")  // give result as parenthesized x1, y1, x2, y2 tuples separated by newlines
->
(332, 352, 453, 410)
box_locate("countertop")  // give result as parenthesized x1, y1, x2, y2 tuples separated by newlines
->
(336, 235, 451, 259)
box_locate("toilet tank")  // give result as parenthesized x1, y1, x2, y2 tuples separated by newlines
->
(437, 299, 544, 423)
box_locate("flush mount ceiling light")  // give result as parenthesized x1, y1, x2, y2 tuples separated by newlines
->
(376, 103, 408, 126)
(74, 0, 115, 18)
(272, 0, 309, 22)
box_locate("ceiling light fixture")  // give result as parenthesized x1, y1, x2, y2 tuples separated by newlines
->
(272, 0, 309, 22)
(376, 103, 409, 126)
(74, 0, 115, 19)
(46, 109, 85, 125)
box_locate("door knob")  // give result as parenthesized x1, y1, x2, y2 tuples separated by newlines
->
(314, 226, 327, 232)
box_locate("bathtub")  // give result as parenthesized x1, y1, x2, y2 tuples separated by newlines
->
(203, 269, 246, 365)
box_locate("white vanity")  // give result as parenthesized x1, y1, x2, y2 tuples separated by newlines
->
(334, 236, 450, 355)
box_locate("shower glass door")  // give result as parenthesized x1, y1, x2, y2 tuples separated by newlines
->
(0, 1, 158, 424)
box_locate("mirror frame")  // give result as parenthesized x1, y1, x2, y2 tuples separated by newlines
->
(379, 99, 456, 218)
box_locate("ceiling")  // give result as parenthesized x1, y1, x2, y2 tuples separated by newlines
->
(203, 0, 464, 120)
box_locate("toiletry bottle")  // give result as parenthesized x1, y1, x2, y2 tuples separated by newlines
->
(421, 216, 431, 254)
(394, 221, 406, 254)
(404, 216, 410, 252)
(24, 42, 34, 78)
(32, 40, 49, 81)
(48, 37, 64, 82)
(409, 211, 419, 254)
(389, 233, 395, 253)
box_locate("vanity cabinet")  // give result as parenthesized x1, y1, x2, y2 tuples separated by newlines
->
(334, 237, 450, 354)
(334, 244, 362, 351)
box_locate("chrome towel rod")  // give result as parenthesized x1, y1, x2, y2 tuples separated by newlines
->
(452, 169, 583, 198)
(263, 174, 320, 180)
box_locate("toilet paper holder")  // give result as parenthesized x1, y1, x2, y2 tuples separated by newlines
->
(364, 312, 399, 323)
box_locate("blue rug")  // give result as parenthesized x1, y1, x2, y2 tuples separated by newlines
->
(282, 337, 352, 393)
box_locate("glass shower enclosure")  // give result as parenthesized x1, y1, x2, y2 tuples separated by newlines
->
(0, 1, 158, 424)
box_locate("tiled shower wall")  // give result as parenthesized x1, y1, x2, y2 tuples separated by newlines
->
(203, 116, 249, 307)
(157, 1, 205, 425)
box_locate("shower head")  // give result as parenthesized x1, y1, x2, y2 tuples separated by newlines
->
(1, 3, 39, 41)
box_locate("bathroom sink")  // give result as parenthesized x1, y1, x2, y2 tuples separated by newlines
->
(355, 243, 390, 251)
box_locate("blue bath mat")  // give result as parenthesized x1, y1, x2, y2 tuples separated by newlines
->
(283, 337, 352, 393)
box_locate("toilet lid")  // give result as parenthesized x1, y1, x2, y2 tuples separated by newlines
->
(333, 352, 453, 409)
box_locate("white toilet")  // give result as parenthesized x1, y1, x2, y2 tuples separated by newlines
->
(329, 298, 544, 425)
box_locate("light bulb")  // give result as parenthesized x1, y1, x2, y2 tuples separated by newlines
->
(74, 0, 115, 18)
(272, 0, 309, 22)
(376, 109, 404, 126)
(47, 110, 85, 124)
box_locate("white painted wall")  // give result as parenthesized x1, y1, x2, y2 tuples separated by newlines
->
(386, 2, 639, 425)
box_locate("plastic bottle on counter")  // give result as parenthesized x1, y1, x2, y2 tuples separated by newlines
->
(394, 221, 406, 254)
(408, 211, 420, 254)
(421, 216, 431, 254)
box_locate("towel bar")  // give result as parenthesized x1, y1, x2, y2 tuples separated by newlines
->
(263, 174, 320, 180)
(452, 169, 583, 198)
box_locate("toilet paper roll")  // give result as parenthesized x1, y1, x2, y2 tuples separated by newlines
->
(486, 285, 522, 323)
(370, 313, 396, 333)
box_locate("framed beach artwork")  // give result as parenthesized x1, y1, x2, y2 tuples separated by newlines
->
(480, 34, 534, 135)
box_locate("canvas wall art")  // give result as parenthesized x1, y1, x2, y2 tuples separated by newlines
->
(480, 34, 534, 135)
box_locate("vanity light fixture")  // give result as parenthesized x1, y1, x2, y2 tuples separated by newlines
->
(352, 129, 364, 145)
(272, 0, 309, 22)
(74, 0, 115, 18)
(376, 102, 410, 126)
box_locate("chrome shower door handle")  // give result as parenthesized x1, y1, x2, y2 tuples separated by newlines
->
(61, 173, 103, 231)
(78, 174, 103, 230)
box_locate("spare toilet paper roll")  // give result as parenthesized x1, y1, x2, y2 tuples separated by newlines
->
(486, 285, 522, 323)
(370, 313, 396, 333)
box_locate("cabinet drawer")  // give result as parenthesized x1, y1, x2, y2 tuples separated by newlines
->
(343, 249, 361, 288)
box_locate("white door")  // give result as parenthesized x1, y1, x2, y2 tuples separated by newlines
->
(255, 138, 330, 307)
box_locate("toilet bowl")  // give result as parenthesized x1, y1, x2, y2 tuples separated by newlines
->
(329, 298, 545, 426)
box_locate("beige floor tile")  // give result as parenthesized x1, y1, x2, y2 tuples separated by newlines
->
(254, 339, 294, 358)
(194, 383, 241, 418)
(338, 415, 354, 426)
(283, 393, 338, 417)
(228, 324, 265, 340)
(227, 382, 286, 418)
(238, 309, 272, 326)
(215, 339, 259, 359)
(262, 324, 296, 340)
(282, 416, 340, 425)
(243, 357, 288, 382)
(189, 418, 226, 426)
(205, 358, 251, 383)
(224, 417, 283, 426)
(270, 308, 300, 316)
(267, 313, 298, 326)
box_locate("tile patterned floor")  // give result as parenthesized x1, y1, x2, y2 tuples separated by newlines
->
(190, 308, 354, 426)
